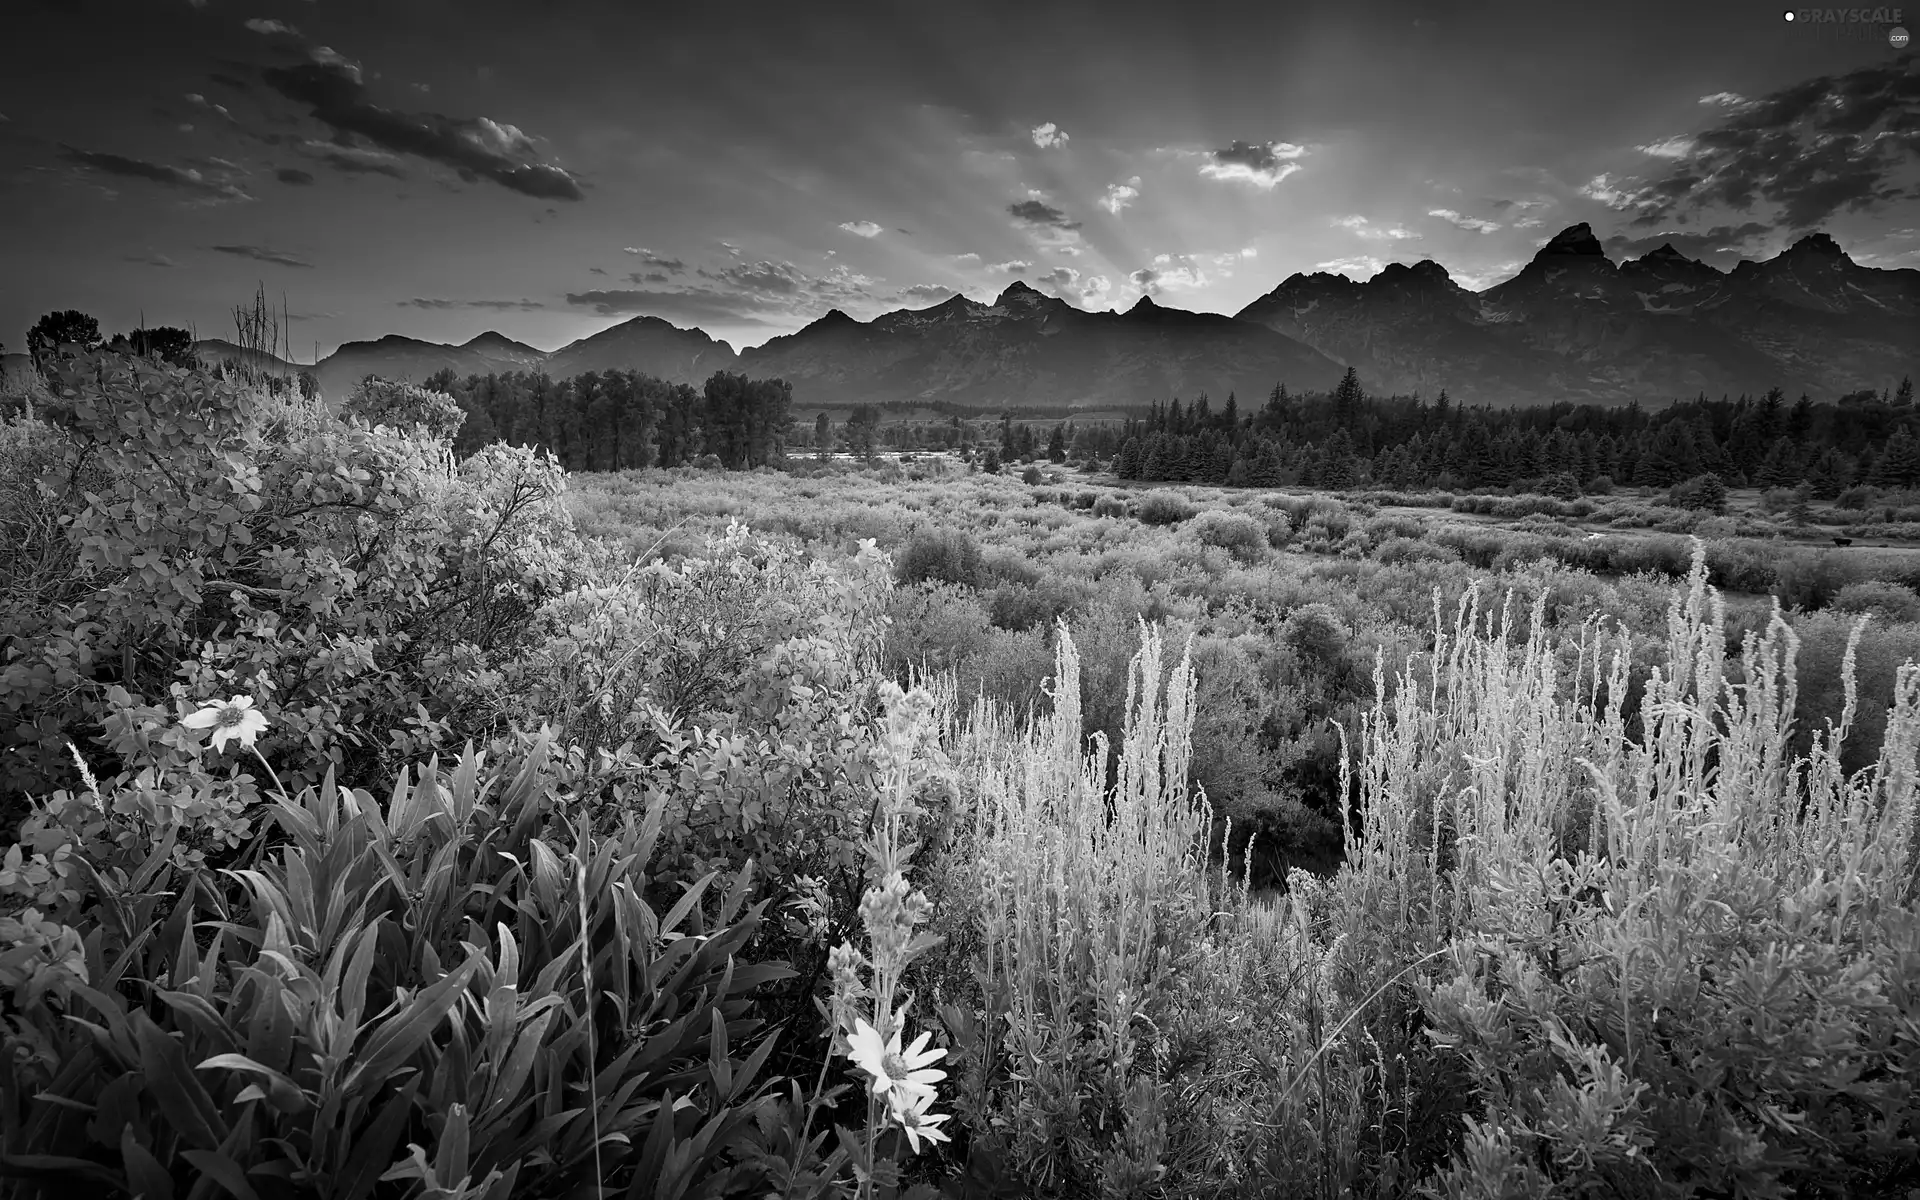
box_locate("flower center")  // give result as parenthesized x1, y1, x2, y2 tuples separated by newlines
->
(216, 706, 245, 729)
(881, 1052, 909, 1079)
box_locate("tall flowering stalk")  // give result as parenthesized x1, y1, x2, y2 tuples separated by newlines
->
(820, 681, 957, 1194)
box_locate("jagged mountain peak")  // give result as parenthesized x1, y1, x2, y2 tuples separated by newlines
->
(1536, 223, 1608, 259)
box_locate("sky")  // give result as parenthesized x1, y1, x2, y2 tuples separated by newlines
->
(1, 0, 1916, 361)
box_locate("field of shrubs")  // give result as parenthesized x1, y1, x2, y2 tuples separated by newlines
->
(2, 354, 1918, 1199)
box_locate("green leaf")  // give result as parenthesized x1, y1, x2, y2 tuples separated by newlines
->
(342, 953, 483, 1093)
(122, 1123, 175, 1200)
(135, 1014, 230, 1152)
(197, 1053, 310, 1116)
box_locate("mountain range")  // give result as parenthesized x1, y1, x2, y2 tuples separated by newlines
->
(1235, 224, 1919, 406)
(7, 224, 1913, 410)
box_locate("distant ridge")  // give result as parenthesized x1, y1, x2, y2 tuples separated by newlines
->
(251, 223, 1917, 409)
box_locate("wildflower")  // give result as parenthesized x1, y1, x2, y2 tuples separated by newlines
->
(181, 695, 270, 753)
(886, 1086, 952, 1154)
(845, 1016, 947, 1103)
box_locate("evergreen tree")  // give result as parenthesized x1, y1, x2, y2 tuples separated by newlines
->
(1870, 427, 1920, 488)
(1047, 422, 1066, 462)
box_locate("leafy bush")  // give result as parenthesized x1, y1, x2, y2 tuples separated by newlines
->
(5, 351, 594, 799)
(1188, 509, 1268, 564)
(1091, 495, 1127, 519)
(0, 731, 814, 1199)
(342, 374, 467, 441)
(894, 527, 985, 589)
(1136, 491, 1197, 527)
(1832, 579, 1920, 623)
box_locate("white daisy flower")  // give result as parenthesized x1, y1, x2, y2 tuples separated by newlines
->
(180, 695, 270, 753)
(886, 1086, 952, 1154)
(845, 1017, 947, 1103)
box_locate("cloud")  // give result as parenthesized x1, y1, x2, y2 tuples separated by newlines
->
(564, 258, 881, 327)
(1427, 208, 1502, 233)
(211, 243, 312, 267)
(1031, 122, 1069, 148)
(563, 289, 776, 326)
(718, 241, 743, 257)
(1637, 136, 1698, 159)
(951, 252, 981, 264)
(185, 92, 236, 123)
(57, 145, 253, 203)
(1312, 255, 1386, 279)
(698, 259, 808, 295)
(1100, 177, 1141, 214)
(123, 250, 177, 267)
(1008, 199, 1080, 229)
(1335, 214, 1422, 240)
(1633, 58, 1920, 229)
(299, 138, 407, 178)
(244, 17, 301, 36)
(622, 247, 685, 271)
(261, 53, 583, 200)
(985, 259, 1032, 274)
(901, 283, 958, 304)
(209, 71, 252, 91)
(1602, 222, 1775, 261)
(275, 167, 315, 184)
(398, 297, 548, 311)
(1129, 259, 1210, 295)
(838, 219, 884, 237)
(1577, 173, 1662, 213)
(1199, 140, 1305, 188)
(1240, 246, 1258, 258)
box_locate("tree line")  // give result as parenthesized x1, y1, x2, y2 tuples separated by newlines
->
(425, 367, 793, 470)
(1110, 368, 1920, 495)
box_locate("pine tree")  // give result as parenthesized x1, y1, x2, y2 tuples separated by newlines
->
(1870, 427, 1920, 488)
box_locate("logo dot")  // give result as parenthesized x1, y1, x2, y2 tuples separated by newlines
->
(1783, 8, 1795, 18)
(1891, 26, 1911, 48)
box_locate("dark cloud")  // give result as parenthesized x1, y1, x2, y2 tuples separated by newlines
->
(261, 54, 584, 201)
(697, 259, 808, 295)
(1632, 57, 1920, 230)
(1199, 139, 1306, 187)
(398, 298, 548, 311)
(1604, 222, 1775, 261)
(301, 139, 408, 179)
(1007, 199, 1081, 229)
(58, 145, 252, 202)
(208, 71, 252, 91)
(562, 288, 780, 326)
(622, 247, 686, 271)
(900, 283, 957, 303)
(588, 266, 607, 275)
(123, 250, 176, 267)
(211, 243, 312, 267)
(275, 167, 315, 185)
(244, 17, 301, 37)
(567, 258, 880, 326)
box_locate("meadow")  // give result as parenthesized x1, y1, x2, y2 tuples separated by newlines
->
(2, 355, 1917, 1199)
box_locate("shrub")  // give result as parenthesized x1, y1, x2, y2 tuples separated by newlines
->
(1188, 509, 1268, 563)
(1020, 464, 1043, 485)
(894, 526, 985, 588)
(342, 374, 467, 441)
(1092, 494, 1127, 519)
(1831, 579, 1920, 623)
(0, 732, 816, 1199)
(6, 352, 593, 799)
(1136, 490, 1197, 526)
